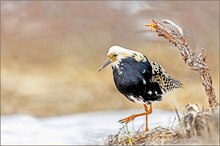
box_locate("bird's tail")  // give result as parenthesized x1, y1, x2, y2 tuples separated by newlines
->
(172, 79, 183, 88)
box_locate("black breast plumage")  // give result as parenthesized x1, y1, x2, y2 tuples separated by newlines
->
(112, 57, 162, 104)
(112, 56, 182, 104)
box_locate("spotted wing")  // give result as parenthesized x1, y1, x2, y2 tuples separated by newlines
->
(150, 61, 182, 93)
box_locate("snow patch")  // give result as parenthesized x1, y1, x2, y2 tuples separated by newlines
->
(1, 109, 177, 145)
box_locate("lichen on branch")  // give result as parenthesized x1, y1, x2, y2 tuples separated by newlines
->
(146, 19, 218, 111)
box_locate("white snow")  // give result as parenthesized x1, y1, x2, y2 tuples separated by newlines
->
(1, 109, 177, 145)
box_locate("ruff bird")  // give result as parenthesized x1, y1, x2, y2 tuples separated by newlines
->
(99, 45, 182, 132)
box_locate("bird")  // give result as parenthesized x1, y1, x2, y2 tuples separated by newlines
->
(99, 45, 182, 132)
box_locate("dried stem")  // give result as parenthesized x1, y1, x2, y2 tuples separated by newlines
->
(146, 20, 218, 112)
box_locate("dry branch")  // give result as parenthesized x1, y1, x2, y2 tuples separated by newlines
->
(145, 20, 218, 112)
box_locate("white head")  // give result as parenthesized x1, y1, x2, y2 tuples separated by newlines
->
(99, 45, 146, 71)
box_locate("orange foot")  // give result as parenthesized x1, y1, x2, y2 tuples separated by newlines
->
(118, 103, 153, 132)
(118, 115, 138, 123)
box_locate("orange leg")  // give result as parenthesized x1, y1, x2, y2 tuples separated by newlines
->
(118, 103, 153, 132)
(143, 103, 152, 132)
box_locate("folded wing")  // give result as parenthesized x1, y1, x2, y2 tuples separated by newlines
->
(150, 61, 183, 94)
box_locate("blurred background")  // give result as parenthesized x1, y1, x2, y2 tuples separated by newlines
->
(1, 1, 219, 117)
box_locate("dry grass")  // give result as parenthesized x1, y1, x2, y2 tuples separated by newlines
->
(106, 104, 219, 145)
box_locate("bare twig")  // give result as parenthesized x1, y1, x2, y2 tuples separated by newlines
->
(175, 107, 181, 122)
(162, 19, 184, 36)
(145, 20, 218, 112)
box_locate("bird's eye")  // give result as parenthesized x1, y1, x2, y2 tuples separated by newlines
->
(113, 54, 118, 57)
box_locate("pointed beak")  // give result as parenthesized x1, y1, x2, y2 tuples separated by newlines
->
(99, 60, 111, 71)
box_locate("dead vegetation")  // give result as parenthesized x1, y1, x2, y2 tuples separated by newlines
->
(106, 20, 219, 145)
(106, 104, 219, 145)
(146, 19, 218, 111)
